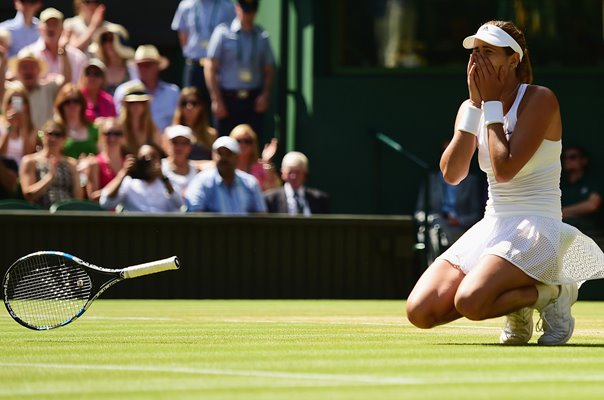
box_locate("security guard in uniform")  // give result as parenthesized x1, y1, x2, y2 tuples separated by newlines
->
(205, 0, 275, 137)
(171, 0, 235, 108)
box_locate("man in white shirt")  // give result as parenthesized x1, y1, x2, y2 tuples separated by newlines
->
(22, 8, 87, 85)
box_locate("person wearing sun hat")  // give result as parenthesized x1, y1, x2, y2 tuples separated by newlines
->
(113, 44, 180, 133)
(2, 47, 66, 130)
(184, 135, 266, 214)
(406, 20, 604, 347)
(205, 0, 275, 137)
(87, 23, 137, 96)
(171, 0, 235, 109)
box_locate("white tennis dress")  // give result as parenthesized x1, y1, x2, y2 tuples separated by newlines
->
(437, 84, 604, 285)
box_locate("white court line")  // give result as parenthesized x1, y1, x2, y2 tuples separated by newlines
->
(1, 362, 604, 387)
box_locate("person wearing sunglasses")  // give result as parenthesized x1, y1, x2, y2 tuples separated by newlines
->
(84, 117, 126, 202)
(0, 0, 42, 57)
(53, 83, 99, 160)
(20, 119, 83, 208)
(171, 86, 217, 164)
(560, 145, 603, 234)
(229, 123, 279, 192)
(78, 58, 116, 122)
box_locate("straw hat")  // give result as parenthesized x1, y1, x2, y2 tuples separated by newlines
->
(8, 48, 49, 77)
(122, 81, 152, 103)
(88, 23, 135, 60)
(133, 45, 169, 70)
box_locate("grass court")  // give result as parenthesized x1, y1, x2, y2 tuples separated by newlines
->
(2, 299, 604, 399)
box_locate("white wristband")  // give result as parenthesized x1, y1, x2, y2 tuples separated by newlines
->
(483, 101, 504, 126)
(456, 103, 482, 136)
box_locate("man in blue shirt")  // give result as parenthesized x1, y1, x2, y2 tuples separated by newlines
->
(113, 45, 180, 133)
(205, 0, 275, 137)
(185, 136, 266, 214)
(0, 0, 42, 57)
(171, 0, 235, 108)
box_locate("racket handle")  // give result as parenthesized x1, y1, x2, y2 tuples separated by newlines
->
(121, 256, 180, 279)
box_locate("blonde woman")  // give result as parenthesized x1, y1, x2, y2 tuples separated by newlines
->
(84, 117, 126, 201)
(20, 120, 83, 209)
(229, 124, 279, 192)
(117, 82, 161, 154)
(171, 86, 216, 161)
(0, 86, 38, 168)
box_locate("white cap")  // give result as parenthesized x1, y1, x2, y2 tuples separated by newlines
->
(165, 125, 195, 142)
(212, 136, 240, 154)
(462, 24, 523, 61)
(40, 8, 64, 23)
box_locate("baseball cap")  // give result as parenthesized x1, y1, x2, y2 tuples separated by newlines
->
(212, 136, 240, 154)
(40, 8, 64, 23)
(165, 125, 195, 143)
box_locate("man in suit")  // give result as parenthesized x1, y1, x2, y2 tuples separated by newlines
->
(264, 151, 330, 215)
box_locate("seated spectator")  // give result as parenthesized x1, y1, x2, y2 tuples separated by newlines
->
(0, 0, 41, 57)
(99, 143, 183, 212)
(0, 85, 38, 168)
(561, 145, 603, 233)
(113, 45, 180, 133)
(84, 117, 125, 201)
(78, 58, 116, 122)
(117, 81, 162, 154)
(3, 48, 67, 130)
(185, 136, 266, 214)
(415, 140, 484, 264)
(20, 120, 83, 208)
(172, 86, 216, 162)
(62, 0, 113, 54)
(161, 125, 198, 197)
(0, 154, 19, 200)
(229, 124, 279, 191)
(53, 83, 99, 159)
(87, 23, 137, 96)
(23, 8, 87, 85)
(264, 151, 330, 215)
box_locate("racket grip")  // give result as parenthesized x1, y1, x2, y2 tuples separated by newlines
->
(121, 256, 180, 279)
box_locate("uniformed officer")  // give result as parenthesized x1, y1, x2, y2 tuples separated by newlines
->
(171, 0, 235, 109)
(205, 0, 275, 138)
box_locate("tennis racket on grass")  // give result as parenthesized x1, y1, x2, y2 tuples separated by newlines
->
(3, 251, 180, 331)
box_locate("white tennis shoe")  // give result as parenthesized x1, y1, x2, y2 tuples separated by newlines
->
(499, 307, 533, 345)
(537, 283, 579, 346)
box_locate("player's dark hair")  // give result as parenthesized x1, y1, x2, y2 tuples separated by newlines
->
(485, 20, 533, 84)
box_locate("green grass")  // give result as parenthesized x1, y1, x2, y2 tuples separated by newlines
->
(2, 300, 604, 399)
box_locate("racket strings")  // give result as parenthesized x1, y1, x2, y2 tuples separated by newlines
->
(5, 254, 92, 329)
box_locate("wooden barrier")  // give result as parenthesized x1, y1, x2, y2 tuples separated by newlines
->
(0, 212, 418, 299)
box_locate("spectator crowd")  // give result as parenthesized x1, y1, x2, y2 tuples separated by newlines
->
(0, 0, 331, 216)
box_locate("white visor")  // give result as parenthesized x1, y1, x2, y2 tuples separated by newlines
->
(462, 24, 524, 61)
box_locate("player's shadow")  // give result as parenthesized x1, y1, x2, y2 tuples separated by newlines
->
(439, 342, 604, 348)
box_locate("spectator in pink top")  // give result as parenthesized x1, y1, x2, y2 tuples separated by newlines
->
(79, 58, 116, 122)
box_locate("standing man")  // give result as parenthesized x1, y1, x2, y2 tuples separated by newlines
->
(23, 7, 87, 85)
(113, 45, 181, 133)
(264, 151, 331, 216)
(205, 0, 275, 137)
(171, 0, 235, 108)
(185, 136, 266, 214)
(0, 0, 42, 57)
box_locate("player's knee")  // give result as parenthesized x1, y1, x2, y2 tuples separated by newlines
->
(454, 290, 488, 321)
(406, 300, 437, 329)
